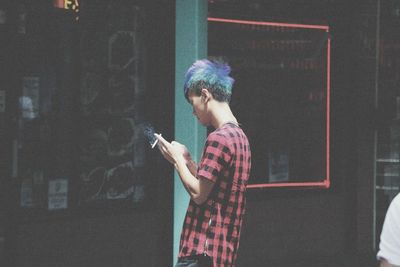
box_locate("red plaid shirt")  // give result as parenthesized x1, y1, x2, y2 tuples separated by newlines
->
(178, 123, 251, 267)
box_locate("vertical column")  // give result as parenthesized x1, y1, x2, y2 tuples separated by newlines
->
(174, 0, 207, 264)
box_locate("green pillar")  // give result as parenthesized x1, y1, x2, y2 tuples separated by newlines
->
(174, 0, 207, 264)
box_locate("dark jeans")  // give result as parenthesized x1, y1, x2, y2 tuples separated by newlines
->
(175, 254, 213, 267)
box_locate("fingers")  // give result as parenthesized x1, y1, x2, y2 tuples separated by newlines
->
(155, 134, 184, 153)
(171, 140, 182, 146)
(154, 133, 169, 145)
(154, 134, 170, 150)
(153, 134, 190, 165)
(158, 140, 169, 155)
(154, 134, 182, 149)
(158, 144, 173, 163)
(154, 134, 175, 164)
(171, 141, 186, 151)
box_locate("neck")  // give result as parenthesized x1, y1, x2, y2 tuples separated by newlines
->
(209, 101, 237, 129)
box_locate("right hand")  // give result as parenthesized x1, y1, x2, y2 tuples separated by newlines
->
(170, 141, 192, 163)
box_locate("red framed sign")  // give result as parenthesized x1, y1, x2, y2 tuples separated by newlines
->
(208, 17, 330, 188)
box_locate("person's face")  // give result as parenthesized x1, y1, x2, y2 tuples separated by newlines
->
(188, 90, 209, 126)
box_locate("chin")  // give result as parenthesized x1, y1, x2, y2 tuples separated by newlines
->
(196, 117, 209, 127)
(199, 121, 208, 127)
(203, 121, 212, 127)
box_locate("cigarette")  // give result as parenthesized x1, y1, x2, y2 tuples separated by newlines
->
(151, 133, 161, 149)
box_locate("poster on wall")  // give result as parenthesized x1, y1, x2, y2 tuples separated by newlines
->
(77, 2, 149, 207)
(268, 150, 289, 183)
(48, 179, 68, 210)
(21, 76, 40, 119)
(78, 117, 148, 205)
(20, 177, 33, 208)
(20, 170, 46, 208)
(0, 90, 5, 113)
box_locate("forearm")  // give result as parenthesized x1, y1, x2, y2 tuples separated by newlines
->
(186, 159, 198, 176)
(380, 260, 400, 267)
(174, 158, 201, 200)
(154, 134, 207, 203)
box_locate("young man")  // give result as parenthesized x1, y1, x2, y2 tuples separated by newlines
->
(377, 193, 400, 267)
(156, 59, 251, 267)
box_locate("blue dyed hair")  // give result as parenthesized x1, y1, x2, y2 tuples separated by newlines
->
(183, 59, 234, 103)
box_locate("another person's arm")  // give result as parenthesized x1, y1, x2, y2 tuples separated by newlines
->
(380, 259, 399, 267)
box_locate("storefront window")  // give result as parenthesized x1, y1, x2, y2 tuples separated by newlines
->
(375, 0, 400, 249)
(208, 16, 331, 188)
(10, 0, 169, 216)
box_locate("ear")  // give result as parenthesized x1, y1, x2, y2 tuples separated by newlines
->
(200, 88, 212, 102)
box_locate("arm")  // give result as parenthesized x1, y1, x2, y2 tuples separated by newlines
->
(186, 158, 198, 176)
(174, 156, 215, 205)
(380, 259, 399, 267)
(155, 134, 214, 204)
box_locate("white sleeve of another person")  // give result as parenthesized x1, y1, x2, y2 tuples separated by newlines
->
(377, 193, 400, 266)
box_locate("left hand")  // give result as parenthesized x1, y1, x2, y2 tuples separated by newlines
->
(155, 134, 190, 165)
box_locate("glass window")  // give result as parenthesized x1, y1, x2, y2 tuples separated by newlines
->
(375, 0, 400, 249)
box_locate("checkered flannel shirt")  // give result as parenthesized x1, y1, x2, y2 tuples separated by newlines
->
(178, 123, 251, 267)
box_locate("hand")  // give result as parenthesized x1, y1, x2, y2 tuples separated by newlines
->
(155, 134, 192, 165)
